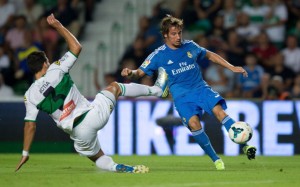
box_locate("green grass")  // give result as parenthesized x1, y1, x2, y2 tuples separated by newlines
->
(1, 154, 300, 187)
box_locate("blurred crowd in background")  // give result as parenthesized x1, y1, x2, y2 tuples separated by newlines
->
(0, 0, 97, 99)
(1, 0, 300, 101)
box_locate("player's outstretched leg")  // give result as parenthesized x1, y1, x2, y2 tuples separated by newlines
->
(221, 116, 257, 160)
(117, 82, 163, 97)
(95, 155, 149, 173)
(116, 67, 169, 98)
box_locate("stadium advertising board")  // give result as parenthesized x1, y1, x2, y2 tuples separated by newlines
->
(98, 100, 300, 156)
(1, 100, 299, 155)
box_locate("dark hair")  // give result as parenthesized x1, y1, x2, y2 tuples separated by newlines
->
(160, 15, 183, 38)
(27, 51, 47, 74)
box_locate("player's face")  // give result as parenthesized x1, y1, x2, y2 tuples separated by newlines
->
(164, 26, 182, 49)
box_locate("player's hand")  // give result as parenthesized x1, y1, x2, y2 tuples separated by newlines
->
(15, 156, 29, 172)
(47, 13, 61, 28)
(121, 68, 133, 77)
(231, 66, 248, 77)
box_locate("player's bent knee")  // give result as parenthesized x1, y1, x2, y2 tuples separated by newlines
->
(105, 81, 121, 97)
(188, 121, 202, 131)
(213, 105, 227, 121)
(214, 110, 227, 122)
(108, 81, 120, 90)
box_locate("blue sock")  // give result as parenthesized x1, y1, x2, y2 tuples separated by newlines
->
(222, 115, 235, 132)
(192, 129, 219, 162)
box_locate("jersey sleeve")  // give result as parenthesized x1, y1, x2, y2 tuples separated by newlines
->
(139, 51, 159, 76)
(24, 93, 39, 122)
(191, 41, 209, 65)
(52, 51, 78, 73)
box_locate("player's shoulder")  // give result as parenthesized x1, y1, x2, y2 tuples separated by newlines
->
(154, 44, 167, 54)
(24, 83, 36, 102)
(26, 81, 37, 93)
(25, 76, 47, 95)
(182, 39, 200, 47)
(182, 39, 193, 44)
(49, 51, 77, 70)
(146, 44, 167, 60)
(46, 60, 66, 75)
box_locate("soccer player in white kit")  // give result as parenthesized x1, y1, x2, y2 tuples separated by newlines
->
(15, 14, 164, 173)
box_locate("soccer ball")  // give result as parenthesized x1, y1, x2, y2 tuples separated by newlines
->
(228, 122, 253, 144)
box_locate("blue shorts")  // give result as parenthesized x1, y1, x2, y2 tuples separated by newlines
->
(174, 86, 227, 127)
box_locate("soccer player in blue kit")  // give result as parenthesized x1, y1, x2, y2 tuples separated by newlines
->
(121, 15, 257, 170)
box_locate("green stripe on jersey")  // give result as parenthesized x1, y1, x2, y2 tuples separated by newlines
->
(69, 50, 78, 58)
(37, 74, 74, 114)
(118, 83, 126, 96)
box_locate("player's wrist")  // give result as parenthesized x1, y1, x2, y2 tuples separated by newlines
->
(128, 70, 136, 78)
(22, 150, 29, 157)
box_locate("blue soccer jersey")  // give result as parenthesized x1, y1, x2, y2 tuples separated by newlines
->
(139, 40, 227, 123)
(139, 40, 208, 100)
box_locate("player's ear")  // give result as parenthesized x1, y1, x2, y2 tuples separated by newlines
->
(164, 34, 167, 38)
(43, 61, 50, 69)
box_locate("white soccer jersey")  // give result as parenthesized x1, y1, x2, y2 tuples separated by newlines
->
(24, 51, 93, 134)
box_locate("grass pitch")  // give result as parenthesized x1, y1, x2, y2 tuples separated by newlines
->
(1, 154, 300, 187)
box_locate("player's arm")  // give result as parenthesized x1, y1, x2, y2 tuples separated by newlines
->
(16, 94, 39, 172)
(121, 68, 146, 80)
(206, 50, 248, 77)
(15, 121, 37, 172)
(47, 13, 82, 57)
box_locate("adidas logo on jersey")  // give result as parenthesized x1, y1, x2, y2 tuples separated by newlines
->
(167, 60, 174, 64)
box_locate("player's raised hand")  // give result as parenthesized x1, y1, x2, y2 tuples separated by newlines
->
(121, 68, 133, 77)
(231, 66, 248, 77)
(15, 155, 29, 172)
(47, 13, 61, 29)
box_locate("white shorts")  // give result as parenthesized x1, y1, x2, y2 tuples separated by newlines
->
(70, 90, 116, 157)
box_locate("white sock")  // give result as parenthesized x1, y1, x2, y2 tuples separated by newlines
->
(118, 83, 162, 97)
(95, 155, 118, 171)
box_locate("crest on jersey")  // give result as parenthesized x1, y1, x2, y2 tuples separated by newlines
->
(141, 60, 150, 68)
(54, 60, 61, 66)
(24, 96, 27, 102)
(187, 51, 192, 58)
